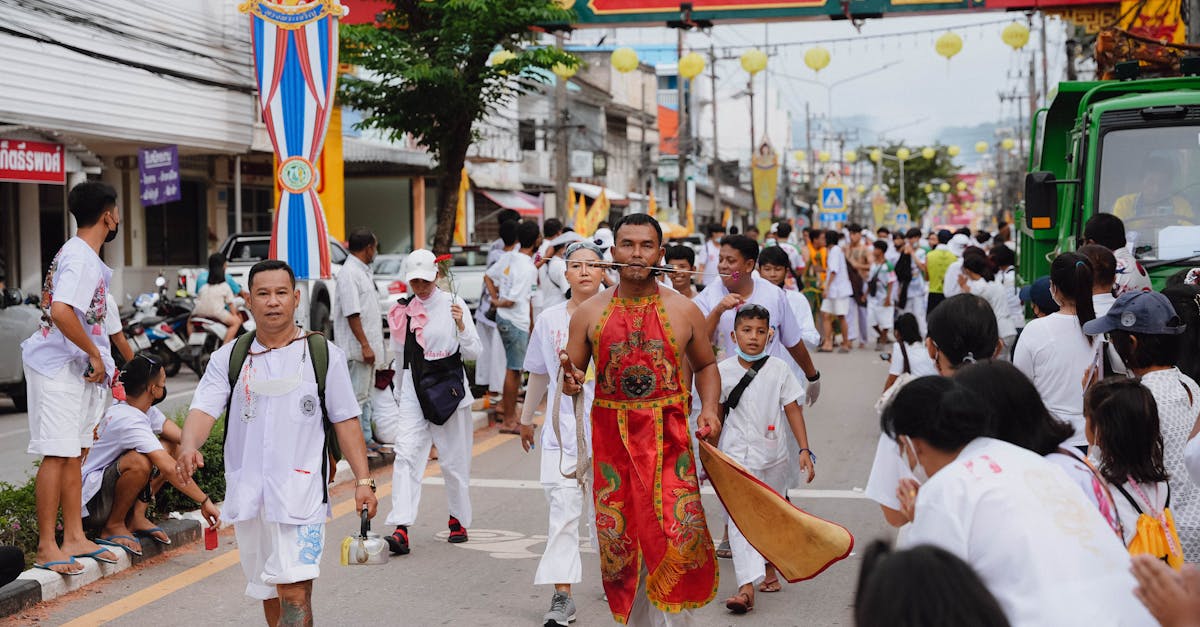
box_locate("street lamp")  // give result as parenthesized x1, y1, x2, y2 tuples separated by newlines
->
(870, 147, 912, 216)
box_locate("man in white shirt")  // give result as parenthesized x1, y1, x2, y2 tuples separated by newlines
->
(699, 223, 725, 289)
(941, 233, 971, 299)
(1083, 213, 1153, 296)
(178, 260, 377, 625)
(484, 220, 541, 433)
(334, 228, 385, 457)
(693, 234, 823, 405)
(20, 181, 122, 573)
(474, 219, 519, 411)
(866, 241, 897, 346)
(819, 230, 853, 352)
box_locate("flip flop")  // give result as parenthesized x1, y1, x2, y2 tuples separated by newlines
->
(816, 347, 834, 353)
(725, 592, 754, 614)
(34, 558, 85, 576)
(73, 547, 119, 564)
(97, 535, 143, 557)
(134, 527, 171, 546)
(759, 579, 782, 593)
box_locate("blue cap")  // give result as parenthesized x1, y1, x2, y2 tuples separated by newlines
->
(1082, 290, 1186, 336)
(1019, 276, 1058, 315)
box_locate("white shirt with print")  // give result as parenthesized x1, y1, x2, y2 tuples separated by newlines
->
(22, 236, 114, 378)
(1139, 367, 1200, 561)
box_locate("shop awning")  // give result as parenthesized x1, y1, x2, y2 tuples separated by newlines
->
(569, 182, 629, 206)
(480, 189, 542, 217)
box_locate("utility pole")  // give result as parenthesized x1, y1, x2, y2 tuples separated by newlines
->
(709, 45, 722, 221)
(553, 31, 569, 220)
(676, 25, 688, 217)
(1027, 14, 1039, 124)
(762, 24, 769, 141)
(1040, 12, 1049, 106)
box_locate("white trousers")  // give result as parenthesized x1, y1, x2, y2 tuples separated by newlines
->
(386, 404, 473, 527)
(627, 569, 695, 626)
(729, 459, 791, 587)
(534, 450, 593, 586)
(898, 291, 928, 336)
(234, 508, 324, 600)
(475, 323, 506, 393)
(846, 301, 868, 342)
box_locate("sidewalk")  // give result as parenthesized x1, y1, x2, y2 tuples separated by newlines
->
(0, 409, 494, 619)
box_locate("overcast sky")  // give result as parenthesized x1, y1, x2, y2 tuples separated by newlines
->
(592, 13, 1069, 169)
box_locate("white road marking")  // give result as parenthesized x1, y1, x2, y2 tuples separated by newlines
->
(421, 476, 868, 499)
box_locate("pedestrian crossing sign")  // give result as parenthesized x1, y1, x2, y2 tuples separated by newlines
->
(819, 186, 845, 211)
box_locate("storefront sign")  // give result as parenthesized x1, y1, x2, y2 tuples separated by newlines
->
(0, 140, 65, 184)
(139, 145, 181, 206)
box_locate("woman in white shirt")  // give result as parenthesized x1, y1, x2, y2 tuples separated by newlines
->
(1013, 252, 1097, 448)
(884, 376, 1153, 627)
(1084, 378, 1173, 553)
(194, 253, 241, 344)
(385, 249, 481, 555)
(958, 253, 1016, 358)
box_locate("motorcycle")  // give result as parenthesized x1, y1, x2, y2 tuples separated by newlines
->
(184, 297, 254, 375)
(126, 275, 191, 377)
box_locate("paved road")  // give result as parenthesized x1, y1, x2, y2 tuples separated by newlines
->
(0, 371, 203, 485)
(12, 347, 896, 626)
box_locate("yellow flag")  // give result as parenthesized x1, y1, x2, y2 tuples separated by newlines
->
(594, 190, 610, 229)
(574, 192, 589, 236)
(685, 199, 695, 235)
(647, 190, 657, 218)
(721, 207, 731, 230)
(453, 168, 469, 246)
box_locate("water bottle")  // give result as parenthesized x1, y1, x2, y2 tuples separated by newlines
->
(766, 424, 778, 440)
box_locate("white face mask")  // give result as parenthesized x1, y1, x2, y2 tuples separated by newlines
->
(249, 370, 302, 397)
(903, 436, 930, 483)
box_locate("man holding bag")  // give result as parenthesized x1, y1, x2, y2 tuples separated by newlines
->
(384, 250, 481, 555)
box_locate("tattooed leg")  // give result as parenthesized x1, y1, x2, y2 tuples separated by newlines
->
(276, 581, 314, 627)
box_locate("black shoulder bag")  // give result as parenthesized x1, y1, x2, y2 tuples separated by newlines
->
(402, 298, 467, 425)
(721, 357, 769, 422)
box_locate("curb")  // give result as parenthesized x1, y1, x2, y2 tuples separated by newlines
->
(0, 412, 495, 620)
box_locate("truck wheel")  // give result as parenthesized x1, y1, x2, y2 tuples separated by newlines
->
(312, 301, 332, 338)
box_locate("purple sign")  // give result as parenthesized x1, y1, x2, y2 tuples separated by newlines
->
(138, 145, 181, 206)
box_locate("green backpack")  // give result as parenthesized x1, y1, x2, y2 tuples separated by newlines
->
(223, 332, 342, 504)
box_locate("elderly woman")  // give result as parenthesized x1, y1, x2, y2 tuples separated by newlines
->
(384, 249, 481, 556)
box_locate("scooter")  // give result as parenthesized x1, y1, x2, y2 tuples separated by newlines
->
(184, 298, 254, 375)
(127, 275, 190, 377)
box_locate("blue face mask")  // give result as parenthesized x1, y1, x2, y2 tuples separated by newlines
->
(736, 347, 769, 362)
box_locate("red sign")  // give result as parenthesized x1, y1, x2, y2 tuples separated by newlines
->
(0, 140, 65, 185)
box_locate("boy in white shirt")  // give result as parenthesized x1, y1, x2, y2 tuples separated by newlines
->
(718, 304, 815, 615)
(866, 241, 897, 347)
(484, 220, 541, 433)
(21, 181, 123, 573)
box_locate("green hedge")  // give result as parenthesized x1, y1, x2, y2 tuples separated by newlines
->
(0, 409, 228, 566)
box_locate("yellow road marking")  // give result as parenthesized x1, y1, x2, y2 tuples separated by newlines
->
(61, 432, 518, 626)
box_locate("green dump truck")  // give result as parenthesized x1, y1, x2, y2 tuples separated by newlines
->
(1021, 73, 1200, 288)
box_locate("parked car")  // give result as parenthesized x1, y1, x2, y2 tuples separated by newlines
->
(0, 288, 40, 411)
(179, 232, 347, 338)
(443, 246, 486, 313)
(372, 253, 407, 315)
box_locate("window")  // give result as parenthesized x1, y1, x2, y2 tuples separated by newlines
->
(519, 119, 537, 151)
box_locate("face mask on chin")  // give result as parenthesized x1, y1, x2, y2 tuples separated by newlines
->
(903, 436, 930, 483)
(152, 385, 167, 406)
(104, 214, 119, 243)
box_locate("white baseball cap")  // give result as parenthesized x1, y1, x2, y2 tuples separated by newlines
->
(405, 249, 438, 283)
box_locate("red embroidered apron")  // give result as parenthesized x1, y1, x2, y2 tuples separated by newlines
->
(590, 291, 718, 623)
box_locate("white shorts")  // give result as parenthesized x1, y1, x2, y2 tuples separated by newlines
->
(25, 362, 108, 457)
(234, 509, 325, 600)
(820, 296, 851, 317)
(868, 304, 895, 330)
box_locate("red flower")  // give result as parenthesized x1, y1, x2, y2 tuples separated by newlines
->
(434, 254, 453, 264)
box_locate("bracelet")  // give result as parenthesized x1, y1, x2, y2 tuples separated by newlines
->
(201, 496, 211, 506)
(799, 448, 817, 463)
(806, 370, 821, 383)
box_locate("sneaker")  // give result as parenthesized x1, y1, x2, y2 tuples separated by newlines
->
(543, 591, 576, 626)
(448, 516, 469, 543)
(716, 539, 732, 559)
(386, 526, 410, 555)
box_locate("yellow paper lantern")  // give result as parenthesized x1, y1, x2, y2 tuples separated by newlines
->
(896, 147, 911, 161)
(939, 182, 951, 193)
(923, 183, 934, 193)
(818, 150, 831, 163)
(804, 46, 831, 73)
(935, 32, 963, 60)
(1001, 137, 1016, 151)
(490, 49, 517, 74)
(988, 178, 998, 189)
(975, 141, 989, 154)
(740, 49, 768, 75)
(956, 181, 968, 192)
(872, 184, 880, 192)
(678, 52, 706, 80)
(869, 149, 883, 163)
(947, 145, 960, 157)
(844, 149, 858, 163)
(552, 62, 577, 79)
(793, 150, 807, 162)
(1001, 22, 1031, 51)
(921, 147, 937, 160)
(856, 184, 866, 194)
(611, 47, 639, 74)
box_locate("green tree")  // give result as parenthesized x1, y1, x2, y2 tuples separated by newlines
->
(866, 143, 961, 220)
(339, 0, 577, 253)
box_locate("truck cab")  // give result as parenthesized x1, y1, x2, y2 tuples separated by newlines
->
(1022, 75, 1200, 288)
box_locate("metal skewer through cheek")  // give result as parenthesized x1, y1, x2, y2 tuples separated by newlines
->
(586, 260, 739, 279)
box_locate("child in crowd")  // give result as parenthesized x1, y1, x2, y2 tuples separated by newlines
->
(718, 305, 815, 614)
(662, 244, 698, 299)
(1085, 378, 1176, 559)
(866, 241, 897, 348)
(882, 313, 938, 394)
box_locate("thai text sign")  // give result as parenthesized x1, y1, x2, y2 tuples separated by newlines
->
(139, 145, 181, 206)
(0, 140, 65, 185)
